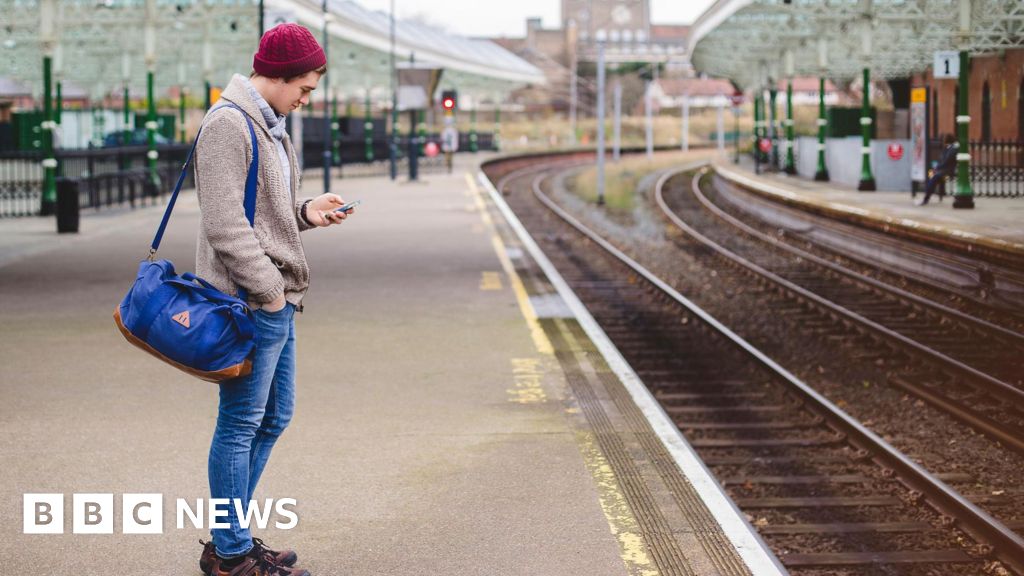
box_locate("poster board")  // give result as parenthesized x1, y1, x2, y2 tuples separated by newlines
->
(910, 87, 927, 182)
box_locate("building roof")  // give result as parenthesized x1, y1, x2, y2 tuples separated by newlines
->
(0, 0, 544, 104)
(688, 0, 1024, 88)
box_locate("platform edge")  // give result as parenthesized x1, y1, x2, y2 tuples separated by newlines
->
(476, 168, 789, 576)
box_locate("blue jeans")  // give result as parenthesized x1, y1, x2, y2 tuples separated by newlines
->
(208, 303, 296, 557)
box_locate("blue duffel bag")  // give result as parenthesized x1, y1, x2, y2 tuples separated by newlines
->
(114, 103, 259, 383)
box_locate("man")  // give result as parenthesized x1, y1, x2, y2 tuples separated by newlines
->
(194, 23, 353, 576)
(919, 134, 958, 205)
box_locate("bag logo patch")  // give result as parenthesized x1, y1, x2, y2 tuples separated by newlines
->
(172, 311, 191, 329)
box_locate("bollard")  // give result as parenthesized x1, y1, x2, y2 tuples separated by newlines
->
(56, 177, 80, 233)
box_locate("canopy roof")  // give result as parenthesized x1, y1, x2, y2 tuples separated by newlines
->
(0, 0, 544, 103)
(688, 0, 1024, 89)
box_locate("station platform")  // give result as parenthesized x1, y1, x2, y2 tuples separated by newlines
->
(712, 156, 1024, 266)
(0, 154, 781, 575)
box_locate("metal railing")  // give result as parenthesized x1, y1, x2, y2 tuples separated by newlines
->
(969, 139, 1024, 198)
(0, 145, 190, 218)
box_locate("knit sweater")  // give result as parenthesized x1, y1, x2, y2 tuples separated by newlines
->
(194, 74, 315, 312)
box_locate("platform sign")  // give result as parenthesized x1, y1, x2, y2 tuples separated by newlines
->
(910, 88, 927, 182)
(933, 51, 959, 79)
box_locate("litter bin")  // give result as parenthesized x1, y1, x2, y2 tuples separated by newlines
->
(56, 177, 80, 233)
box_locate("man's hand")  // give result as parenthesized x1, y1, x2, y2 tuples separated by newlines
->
(264, 293, 288, 312)
(305, 193, 355, 227)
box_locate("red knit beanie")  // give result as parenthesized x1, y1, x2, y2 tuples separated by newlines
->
(253, 23, 327, 79)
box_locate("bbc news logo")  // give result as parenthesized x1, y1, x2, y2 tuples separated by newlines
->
(23, 494, 298, 534)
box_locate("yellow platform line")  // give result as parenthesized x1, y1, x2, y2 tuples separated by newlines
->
(464, 171, 659, 576)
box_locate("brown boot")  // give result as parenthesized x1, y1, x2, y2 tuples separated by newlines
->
(212, 547, 310, 576)
(251, 537, 298, 567)
(201, 539, 307, 576)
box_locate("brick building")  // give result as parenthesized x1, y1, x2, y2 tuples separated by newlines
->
(913, 49, 1024, 141)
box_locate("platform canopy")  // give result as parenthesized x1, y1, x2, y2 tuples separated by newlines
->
(688, 0, 1024, 89)
(0, 0, 544, 104)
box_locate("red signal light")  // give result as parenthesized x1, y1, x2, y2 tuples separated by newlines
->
(442, 97, 455, 111)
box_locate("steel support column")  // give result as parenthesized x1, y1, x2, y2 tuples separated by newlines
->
(469, 105, 478, 153)
(613, 80, 621, 161)
(953, 50, 974, 208)
(716, 98, 725, 153)
(179, 88, 186, 143)
(41, 55, 56, 215)
(644, 80, 653, 159)
(857, 67, 876, 191)
(493, 104, 500, 152)
(596, 42, 606, 206)
(146, 70, 158, 187)
(322, 2, 331, 193)
(814, 76, 829, 181)
(332, 92, 340, 165)
(769, 85, 778, 169)
(55, 81, 62, 127)
(784, 80, 796, 174)
(364, 91, 374, 161)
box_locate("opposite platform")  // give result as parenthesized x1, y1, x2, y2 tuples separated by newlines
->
(0, 154, 781, 575)
(713, 156, 1024, 266)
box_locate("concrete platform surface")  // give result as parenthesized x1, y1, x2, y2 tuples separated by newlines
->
(0, 154, 774, 576)
(0, 155, 629, 575)
(714, 156, 1024, 258)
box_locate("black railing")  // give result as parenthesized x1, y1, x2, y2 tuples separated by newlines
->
(0, 144, 190, 218)
(302, 133, 496, 173)
(969, 139, 1024, 198)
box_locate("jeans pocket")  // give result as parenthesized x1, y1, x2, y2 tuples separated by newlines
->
(256, 303, 292, 319)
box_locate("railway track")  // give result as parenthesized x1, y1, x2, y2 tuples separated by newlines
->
(654, 170, 1024, 457)
(484, 156, 1024, 575)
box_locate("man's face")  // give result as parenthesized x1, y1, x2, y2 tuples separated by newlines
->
(266, 72, 321, 115)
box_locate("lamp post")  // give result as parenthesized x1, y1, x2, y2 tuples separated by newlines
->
(952, 0, 974, 208)
(143, 0, 159, 190)
(39, 0, 57, 215)
(321, 0, 331, 194)
(857, 21, 876, 191)
(388, 0, 397, 180)
(596, 41, 606, 206)
(814, 39, 830, 182)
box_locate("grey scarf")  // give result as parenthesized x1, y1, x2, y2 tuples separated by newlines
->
(243, 78, 292, 192)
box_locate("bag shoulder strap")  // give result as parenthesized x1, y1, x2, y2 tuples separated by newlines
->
(148, 103, 259, 259)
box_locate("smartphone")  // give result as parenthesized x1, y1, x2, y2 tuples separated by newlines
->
(333, 199, 362, 213)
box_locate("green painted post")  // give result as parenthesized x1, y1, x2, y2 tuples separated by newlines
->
(41, 55, 56, 215)
(769, 86, 778, 168)
(146, 70, 158, 188)
(469, 106, 478, 153)
(55, 81, 63, 126)
(494, 105, 501, 152)
(331, 93, 340, 165)
(753, 91, 761, 155)
(123, 86, 131, 145)
(417, 109, 426, 155)
(204, 81, 212, 110)
(784, 80, 795, 174)
(179, 88, 186, 143)
(857, 67, 876, 191)
(953, 50, 974, 208)
(364, 91, 374, 162)
(757, 89, 765, 161)
(814, 76, 829, 181)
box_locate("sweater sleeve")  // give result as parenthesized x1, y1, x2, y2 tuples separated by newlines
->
(295, 197, 316, 232)
(195, 109, 285, 303)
